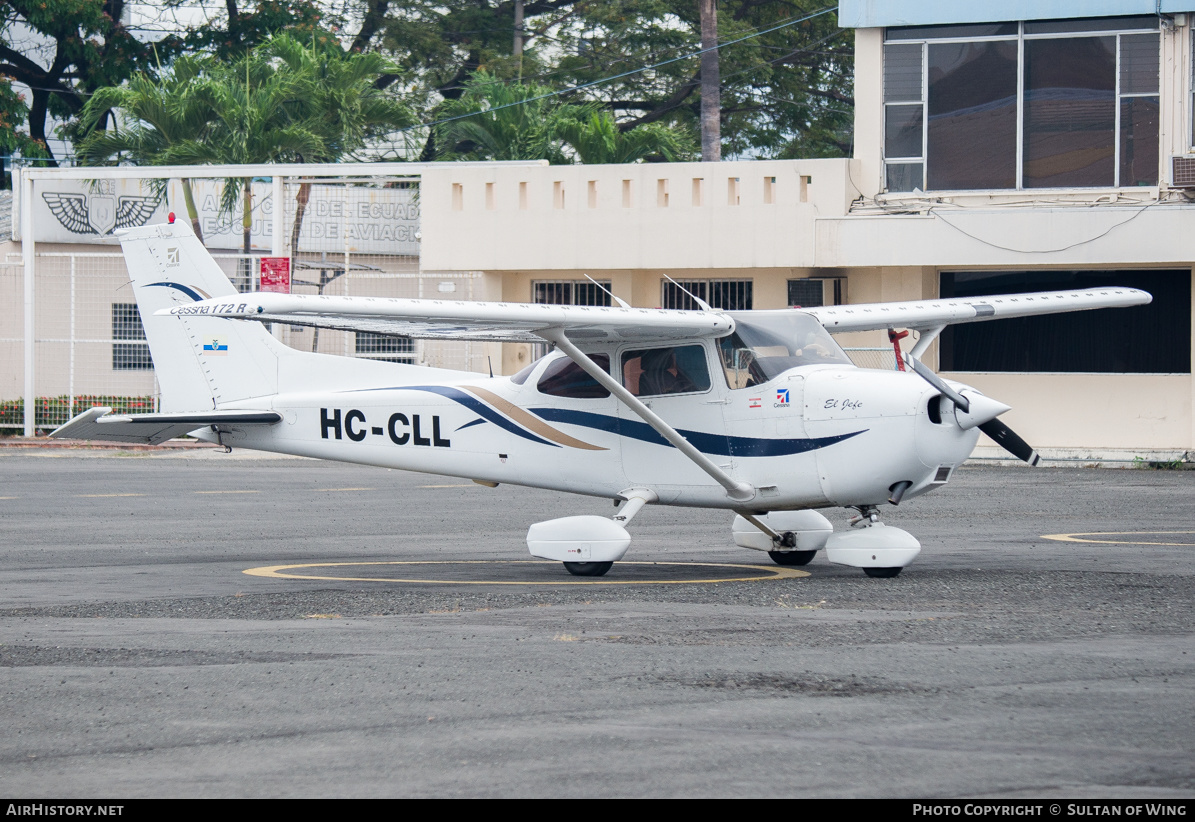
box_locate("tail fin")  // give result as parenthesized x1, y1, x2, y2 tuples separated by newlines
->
(119, 222, 285, 411)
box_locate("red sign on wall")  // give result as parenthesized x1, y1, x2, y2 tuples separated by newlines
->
(259, 257, 291, 293)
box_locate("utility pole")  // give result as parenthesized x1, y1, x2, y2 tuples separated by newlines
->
(699, 0, 721, 162)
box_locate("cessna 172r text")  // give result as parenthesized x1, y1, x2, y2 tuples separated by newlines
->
(54, 221, 1150, 577)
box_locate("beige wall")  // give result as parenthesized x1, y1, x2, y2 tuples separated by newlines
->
(420, 159, 860, 273)
(853, 27, 884, 198)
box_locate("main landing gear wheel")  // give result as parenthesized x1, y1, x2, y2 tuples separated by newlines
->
(563, 561, 614, 577)
(864, 567, 902, 578)
(768, 550, 817, 566)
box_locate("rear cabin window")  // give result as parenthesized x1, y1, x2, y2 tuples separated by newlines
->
(536, 354, 611, 398)
(621, 345, 711, 396)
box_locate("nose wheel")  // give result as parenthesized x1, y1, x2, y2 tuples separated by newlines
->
(768, 549, 817, 566)
(563, 561, 614, 577)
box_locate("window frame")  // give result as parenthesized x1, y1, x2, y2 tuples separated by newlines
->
(619, 343, 714, 398)
(659, 278, 754, 311)
(354, 331, 417, 364)
(111, 302, 153, 371)
(787, 277, 846, 308)
(883, 17, 1161, 192)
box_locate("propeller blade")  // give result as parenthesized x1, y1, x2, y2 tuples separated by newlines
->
(978, 419, 1041, 466)
(905, 354, 970, 413)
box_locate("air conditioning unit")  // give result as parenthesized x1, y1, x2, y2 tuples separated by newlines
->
(1172, 156, 1195, 188)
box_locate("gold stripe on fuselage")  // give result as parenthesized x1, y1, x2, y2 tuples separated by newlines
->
(462, 385, 608, 451)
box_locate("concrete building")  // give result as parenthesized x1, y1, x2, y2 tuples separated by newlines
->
(5, 2, 1193, 460)
(419, 1, 1195, 460)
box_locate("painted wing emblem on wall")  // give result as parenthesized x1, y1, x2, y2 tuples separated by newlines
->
(115, 194, 164, 229)
(42, 193, 97, 234)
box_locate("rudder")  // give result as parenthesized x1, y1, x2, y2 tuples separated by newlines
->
(118, 221, 285, 410)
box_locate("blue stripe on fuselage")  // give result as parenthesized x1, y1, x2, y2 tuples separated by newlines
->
(529, 407, 863, 457)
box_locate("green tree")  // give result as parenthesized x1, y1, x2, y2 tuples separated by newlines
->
(368, 0, 853, 161)
(555, 110, 695, 164)
(0, 73, 49, 183)
(74, 54, 216, 241)
(434, 72, 584, 163)
(263, 34, 414, 254)
(170, 47, 324, 288)
(0, 1, 332, 166)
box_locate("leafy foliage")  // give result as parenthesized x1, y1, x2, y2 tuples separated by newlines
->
(0, 395, 155, 428)
(14, 1, 853, 168)
(376, 0, 853, 161)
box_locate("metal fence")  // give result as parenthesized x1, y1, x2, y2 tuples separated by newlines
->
(4, 162, 533, 434)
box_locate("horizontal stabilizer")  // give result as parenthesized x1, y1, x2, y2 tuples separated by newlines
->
(50, 407, 282, 446)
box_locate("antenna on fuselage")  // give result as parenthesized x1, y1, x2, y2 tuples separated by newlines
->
(663, 274, 713, 312)
(582, 273, 630, 309)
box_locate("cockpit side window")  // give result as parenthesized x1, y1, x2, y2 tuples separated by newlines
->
(621, 345, 711, 397)
(536, 354, 611, 398)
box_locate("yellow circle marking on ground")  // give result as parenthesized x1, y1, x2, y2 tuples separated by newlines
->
(243, 559, 809, 585)
(1042, 530, 1195, 547)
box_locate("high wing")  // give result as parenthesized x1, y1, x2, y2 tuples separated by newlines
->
(51, 407, 282, 446)
(155, 293, 733, 344)
(803, 287, 1151, 333)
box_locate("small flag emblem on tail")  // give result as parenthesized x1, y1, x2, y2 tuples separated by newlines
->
(203, 336, 228, 355)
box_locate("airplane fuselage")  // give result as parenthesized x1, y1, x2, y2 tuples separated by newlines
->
(203, 352, 982, 511)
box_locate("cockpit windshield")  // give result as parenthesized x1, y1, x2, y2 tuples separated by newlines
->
(718, 311, 853, 389)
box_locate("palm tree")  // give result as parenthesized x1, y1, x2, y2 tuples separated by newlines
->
(263, 35, 414, 255)
(554, 111, 695, 164)
(434, 72, 582, 163)
(75, 54, 216, 242)
(169, 49, 325, 289)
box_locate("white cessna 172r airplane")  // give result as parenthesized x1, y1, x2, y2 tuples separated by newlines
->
(54, 221, 1150, 578)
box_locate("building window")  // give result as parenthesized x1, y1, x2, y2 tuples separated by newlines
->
(787, 277, 845, 308)
(884, 17, 1159, 191)
(939, 269, 1190, 373)
(533, 280, 612, 307)
(532, 280, 613, 358)
(355, 332, 416, 363)
(112, 303, 152, 370)
(661, 279, 753, 311)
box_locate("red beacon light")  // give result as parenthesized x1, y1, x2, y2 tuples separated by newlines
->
(168, 212, 176, 224)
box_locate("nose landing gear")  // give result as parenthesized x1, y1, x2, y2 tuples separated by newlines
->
(824, 505, 921, 578)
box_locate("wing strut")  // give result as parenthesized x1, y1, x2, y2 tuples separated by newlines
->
(540, 329, 756, 503)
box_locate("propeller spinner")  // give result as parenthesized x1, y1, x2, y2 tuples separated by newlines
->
(904, 353, 1041, 466)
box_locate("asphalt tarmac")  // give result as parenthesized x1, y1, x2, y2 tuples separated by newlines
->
(1, 448, 1193, 798)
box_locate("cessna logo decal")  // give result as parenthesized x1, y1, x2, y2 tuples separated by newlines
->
(42, 181, 163, 236)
